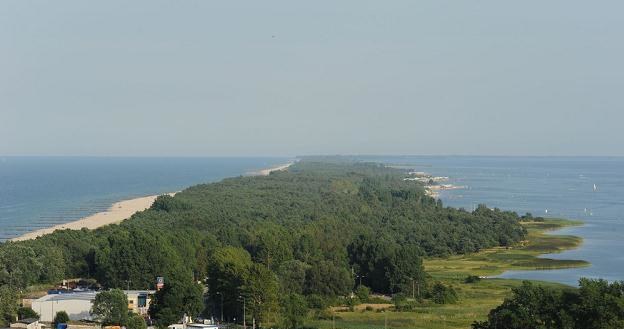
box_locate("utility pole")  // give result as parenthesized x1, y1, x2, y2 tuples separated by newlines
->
(125, 279, 131, 291)
(417, 280, 420, 297)
(216, 292, 223, 323)
(384, 311, 387, 329)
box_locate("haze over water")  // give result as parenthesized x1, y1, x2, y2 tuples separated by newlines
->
(365, 156, 623, 286)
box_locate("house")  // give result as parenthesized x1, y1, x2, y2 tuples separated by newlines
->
(10, 319, 44, 329)
(30, 290, 155, 322)
(124, 291, 154, 316)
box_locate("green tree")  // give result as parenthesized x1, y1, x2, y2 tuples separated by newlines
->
(277, 260, 309, 294)
(0, 286, 18, 327)
(207, 247, 253, 320)
(280, 294, 307, 329)
(53, 311, 70, 327)
(355, 285, 370, 303)
(431, 282, 458, 304)
(304, 261, 352, 296)
(91, 289, 129, 325)
(17, 307, 38, 320)
(126, 313, 147, 329)
(242, 263, 280, 325)
(0, 244, 42, 288)
(149, 279, 204, 327)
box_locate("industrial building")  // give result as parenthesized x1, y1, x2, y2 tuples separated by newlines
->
(31, 290, 155, 322)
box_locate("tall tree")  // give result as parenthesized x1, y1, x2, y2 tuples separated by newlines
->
(0, 286, 18, 327)
(149, 279, 204, 327)
(91, 289, 129, 326)
(242, 264, 279, 325)
(280, 293, 308, 329)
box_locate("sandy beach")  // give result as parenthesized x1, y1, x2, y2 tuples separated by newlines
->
(10, 194, 174, 242)
(251, 162, 294, 176)
(10, 162, 294, 242)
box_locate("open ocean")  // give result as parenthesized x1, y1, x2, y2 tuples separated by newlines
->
(0, 157, 289, 241)
(362, 156, 624, 286)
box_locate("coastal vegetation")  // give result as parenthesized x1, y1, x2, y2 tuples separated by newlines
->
(308, 218, 588, 329)
(473, 279, 624, 329)
(0, 160, 594, 328)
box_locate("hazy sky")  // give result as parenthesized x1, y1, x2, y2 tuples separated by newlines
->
(1, 1, 622, 156)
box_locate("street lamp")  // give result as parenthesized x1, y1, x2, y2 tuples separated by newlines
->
(238, 295, 246, 329)
(356, 274, 366, 287)
(215, 292, 224, 323)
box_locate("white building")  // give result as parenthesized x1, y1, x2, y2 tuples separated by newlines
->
(31, 290, 155, 323)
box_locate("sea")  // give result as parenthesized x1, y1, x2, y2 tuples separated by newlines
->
(362, 156, 624, 286)
(1, 156, 622, 286)
(0, 156, 290, 241)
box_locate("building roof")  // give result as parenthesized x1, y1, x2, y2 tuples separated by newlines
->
(35, 290, 156, 302)
(36, 292, 98, 302)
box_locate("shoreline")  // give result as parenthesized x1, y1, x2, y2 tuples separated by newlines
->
(10, 162, 294, 242)
(248, 161, 295, 176)
(10, 193, 175, 242)
(424, 218, 588, 284)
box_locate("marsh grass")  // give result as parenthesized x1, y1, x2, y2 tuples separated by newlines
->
(307, 219, 586, 329)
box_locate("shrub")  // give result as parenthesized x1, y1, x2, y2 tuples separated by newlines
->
(431, 282, 458, 304)
(17, 307, 39, 320)
(53, 311, 70, 326)
(355, 285, 370, 303)
(465, 275, 481, 283)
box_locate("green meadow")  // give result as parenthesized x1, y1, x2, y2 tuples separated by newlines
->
(307, 218, 587, 329)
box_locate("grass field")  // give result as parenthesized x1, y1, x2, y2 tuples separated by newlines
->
(307, 218, 586, 329)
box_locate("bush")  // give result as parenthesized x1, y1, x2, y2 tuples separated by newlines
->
(17, 307, 39, 320)
(53, 311, 70, 326)
(465, 275, 481, 284)
(431, 282, 458, 304)
(126, 314, 147, 329)
(305, 294, 327, 310)
(355, 285, 370, 303)
(344, 296, 360, 311)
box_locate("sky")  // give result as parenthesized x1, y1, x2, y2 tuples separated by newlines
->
(1, 1, 623, 157)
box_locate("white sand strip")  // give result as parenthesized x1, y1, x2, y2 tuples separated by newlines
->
(10, 193, 174, 242)
(251, 162, 294, 176)
(10, 162, 294, 242)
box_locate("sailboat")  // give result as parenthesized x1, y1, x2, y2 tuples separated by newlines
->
(593, 184, 597, 192)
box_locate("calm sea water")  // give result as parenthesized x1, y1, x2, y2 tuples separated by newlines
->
(362, 156, 624, 286)
(0, 157, 289, 241)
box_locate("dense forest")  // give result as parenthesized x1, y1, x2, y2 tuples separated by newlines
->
(0, 160, 528, 327)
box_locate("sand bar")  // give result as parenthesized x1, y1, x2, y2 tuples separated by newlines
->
(10, 194, 174, 242)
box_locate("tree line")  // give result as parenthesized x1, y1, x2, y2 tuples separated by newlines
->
(473, 279, 624, 329)
(1, 160, 528, 327)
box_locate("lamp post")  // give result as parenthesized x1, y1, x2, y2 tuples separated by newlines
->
(239, 296, 246, 329)
(216, 292, 224, 323)
(356, 274, 366, 287)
